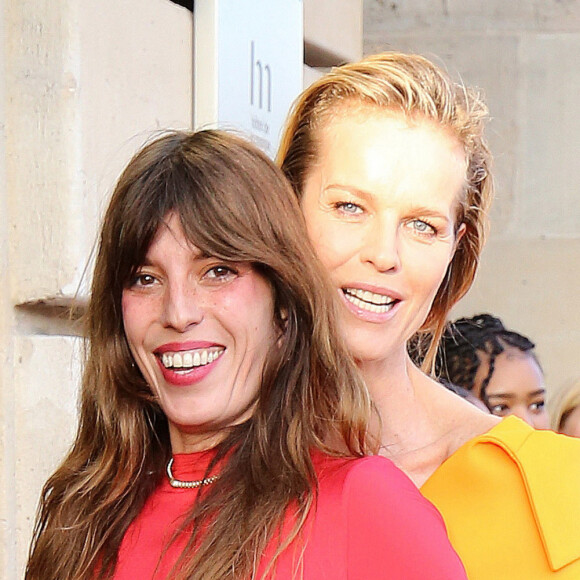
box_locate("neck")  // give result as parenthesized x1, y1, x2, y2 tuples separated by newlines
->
(169, 426, 226, 454)
(357, 346, 496, 487)
(359, 350, 437, 449)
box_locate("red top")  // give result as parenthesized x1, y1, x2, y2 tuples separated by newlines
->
(114, 450, 466, 579)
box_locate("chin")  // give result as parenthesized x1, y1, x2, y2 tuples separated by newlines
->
(347, 341, 396, 365)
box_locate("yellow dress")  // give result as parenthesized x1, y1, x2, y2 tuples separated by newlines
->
(421, 416, 580, 579)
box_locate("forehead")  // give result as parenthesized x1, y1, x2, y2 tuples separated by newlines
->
(484, 348, 545, 397)
(311, 107, 468, 208)
(319, 105, 464, 158)
(145, 214, 202, 258)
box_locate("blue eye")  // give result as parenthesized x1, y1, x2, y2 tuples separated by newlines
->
(411, 220, 436, 235)
(335, 201, 363, 215)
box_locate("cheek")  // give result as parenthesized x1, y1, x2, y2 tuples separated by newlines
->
(121, 293, 151, 347)
(121, 294, 138, 342)
(535, 413, 550, 430)
(215, 280, 276, 343)
(407, 245, 453, 294)
(306, 220, 359, 273)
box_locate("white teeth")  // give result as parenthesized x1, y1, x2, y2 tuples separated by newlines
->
(159, 348, 224, 371)
(343, 288, 396, 314)
(346, 287, 392, 306)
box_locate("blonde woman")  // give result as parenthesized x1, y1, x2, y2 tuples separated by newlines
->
(279, 51, 580, 579)
(552, 380, 580, 437)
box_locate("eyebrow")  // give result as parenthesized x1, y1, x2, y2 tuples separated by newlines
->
(322, 184, 453, 221)
(486, 388, 546, 401)
(139, 248, 207, 268)
(323, 183, 373, 202)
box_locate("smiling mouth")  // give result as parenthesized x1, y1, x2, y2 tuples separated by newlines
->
(158, 348, 225, 371)
(342, 288, 398, 314)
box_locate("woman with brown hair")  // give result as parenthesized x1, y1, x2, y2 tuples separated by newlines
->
(25, 129, 465, 579)
(278, 52, 580, 579)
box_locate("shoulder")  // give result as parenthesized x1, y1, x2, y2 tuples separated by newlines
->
(467, 415, 580, 474)
(423, 416, 580, 497)
(427, 415, 580, 474)
(312, 451, 446, 524)
(314, 452, 425, 500)
(423, 417, 580, 573)
(311, 453, 466, 579)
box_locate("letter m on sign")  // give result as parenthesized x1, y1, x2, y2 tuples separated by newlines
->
(250, 40, 272, 112)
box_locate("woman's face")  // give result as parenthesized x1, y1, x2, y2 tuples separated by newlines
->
(122, 213, 278, 452)
(474, 346, 550, 429)
(561, 405, 580, 438)
(301, 110, 466, 365)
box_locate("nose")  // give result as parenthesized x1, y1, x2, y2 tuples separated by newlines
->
(509, 406, 535, 428)
(359, 216, 401, 273)
(161, 280, 204, 332)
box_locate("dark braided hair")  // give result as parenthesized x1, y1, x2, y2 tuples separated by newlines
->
(434, 314, 537, 408)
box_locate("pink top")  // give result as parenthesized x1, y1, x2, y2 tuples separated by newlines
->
(114, 450, 466, 579)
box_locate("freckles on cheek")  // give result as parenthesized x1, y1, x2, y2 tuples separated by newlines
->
(121, 295, 139, 321)
(121, 293, 149, 339)
(120, 294, 132, 327)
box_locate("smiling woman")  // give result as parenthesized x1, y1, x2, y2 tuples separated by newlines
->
(25, 130, 466, 580)
(121, 215, 277, 451)
(278, 51, 580, 579)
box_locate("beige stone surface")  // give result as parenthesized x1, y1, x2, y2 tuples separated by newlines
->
(452, 238, 580, 393)
(1, 2, 14, 573)
(303, 63, 328, 88)
(7, 0, 193, 306)
(518, 34, 580, 237)
(0, 2, 11, 572)
(12, 336, 81, 574)
(364, 0, 580, 33)
(305, 0, 363, 66)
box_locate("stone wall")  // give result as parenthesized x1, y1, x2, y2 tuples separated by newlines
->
(0, 1, 193, 576)
(364, 0, 580, 398)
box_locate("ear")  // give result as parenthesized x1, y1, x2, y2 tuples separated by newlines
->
(451, 222, 467, 258)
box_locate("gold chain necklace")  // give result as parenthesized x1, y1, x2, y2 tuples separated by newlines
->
(166, 458, 220, 489)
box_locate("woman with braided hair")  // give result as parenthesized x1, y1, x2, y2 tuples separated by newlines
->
(278, 51, 580, 578)
(436, 313, 550, 429)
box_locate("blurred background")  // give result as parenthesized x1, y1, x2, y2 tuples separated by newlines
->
(1, 1, 579, 575)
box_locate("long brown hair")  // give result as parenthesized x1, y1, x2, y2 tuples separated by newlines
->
(278, 51, 494, 371)
(26, 130, 374, 579)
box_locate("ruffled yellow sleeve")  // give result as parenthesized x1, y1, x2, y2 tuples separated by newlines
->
(421, 417, 580, 579)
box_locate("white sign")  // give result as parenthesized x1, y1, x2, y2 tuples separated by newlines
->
(194, 0, 303, 158)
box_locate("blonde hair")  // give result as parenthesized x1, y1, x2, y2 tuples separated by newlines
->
(26, 130, 374, 579)
(551, 380, 580, 433)
(278, 51, 494, 371)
